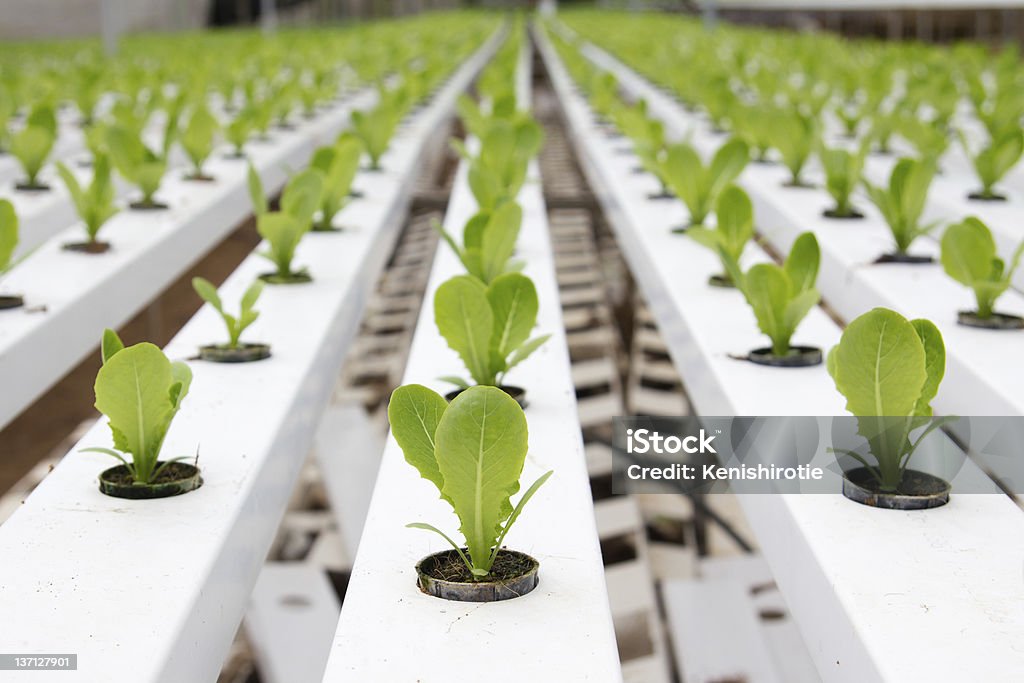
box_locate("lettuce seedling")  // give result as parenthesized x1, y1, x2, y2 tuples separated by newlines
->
(774, 110, 817, 188)
(941, 217, 1024, 319)
(192, 277, 264, 348)
(55, 154, 119, 249)
(434, 273, 550, 389)
(659, 138, 749, 228)
(961, 127, 1024, 200)
(464, 118, 544, 211)
(82, 329, 193, 484)
(11, 104, 57, 190)
(820, 142, 869, 218)
(225, 109, 253, 158)
(863, 157, 937, 258)
(436, 201, 523, 285)
(898, 116, 949, 167)
(181, 103, 220, 181)
(350, 84, 407, 171)
(728, 233, 822, 358)
(106, 126, 169, 209)
(827, 308, 947, 492)
(309, 135, 363, 231)
(390, 383, 552, 578)
(687, 185, 754, 286)
(250, 166, 323, 283)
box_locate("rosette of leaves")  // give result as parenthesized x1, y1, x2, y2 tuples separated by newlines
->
(11, 103, 57, 190)
(658, 138, 749, 229)
(192, 277, 264, 349)
(773, 109, 817, 188)
(726, 233, 822, 360)
(820, 141, 869, 218)
(941, 217, 1024, 320)
(309, 135, 363, 232)
(248, 165, 323, 283)
(436, 201, 523, 285)
(55, 154, 119, 251)
(458, 117, 544, 212)
(960, 127, 1024, 201)
(686, 185, 754, 287)
(862, 157, 938, 259)
(826, 308, 948, 492)
(82, 329, 194, 485)
(180, 103, 220, 181)
(106, 125, 170, 209)
(389, 383, 552, 578)
(434, 273, 550, 390)
(350, 84, 408, 171)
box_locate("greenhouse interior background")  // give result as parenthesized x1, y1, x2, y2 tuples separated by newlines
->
(0, 0, 1022, 682)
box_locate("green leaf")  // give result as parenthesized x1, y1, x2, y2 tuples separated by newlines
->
(435, 385, 529, 573)
(434, 275, 495, 386)
(257, 213, 305, 277)
(941, 217, 1009, 317)
(490, 470, 553, 566)
(504, 334, 550, 373)
(192, 277, 224, 314)
(827, 307, 927, 417)
(743, 264, 791, 354)
(246, 163, 267, 215)
(910, 319, 945, 417)
(11, 126, 55, 184)
(281, 168, 324, 230)
(388, 384, 450, 497)
(480, 202, 522, 284)
(783, 232, 820, 294)
(100, 328, 124, 364)
(0, 199, 20, 272)
(487, 273, 539, 360)
(181, 104, 219, 175)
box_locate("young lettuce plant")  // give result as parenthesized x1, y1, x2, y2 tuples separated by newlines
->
(659, 138, 749, 230)
(55, 154, 119, 253)
(350, 84, 407, 171)
(960, 127, 1024, 201)
(82, 329, 195, 486)
(390, 383, 552, 581)
(686, 185, 753, 287)
(309, 135, 363, 232)
(225, 108, 254, 159)
(827, 308, 948, 495)
(192, 277, 270, 361)
(434, 273, 550, 396)
(820, 142, 869, 219)
(436, 201, 523, 285)
(462, 117, 544, 211)
(774, 110, 817, 188)
(11, 104, 57, 191)
(107, 125, 169, 209)
(181, 103, 220, 181)
(862, 157, 937, 262)
(941, 217, 1024, 329)
(249, 165, 323, 284)
(727, 233, 823, 366)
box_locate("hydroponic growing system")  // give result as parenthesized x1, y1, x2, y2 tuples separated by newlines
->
(0, 7, 1021, 683)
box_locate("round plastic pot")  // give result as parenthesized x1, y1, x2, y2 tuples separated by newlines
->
(957, 310, 1024, 330)
(782, 180, 815, 190)
(708, 273, 735, 289)
(415, 548, 539, 603)
(198, 343, 271, 363)
(15, 181, 50, 192)
(967, 191, 1007, 202)
(129, 199, 169, 211)
(841, 467, 950, 510)
(99, 462, 203, 500)
(62, 240, 111, 254)
(0, 295, 25, 310)
(312, 223, 343, 233)
(445, 385, 526, 408)
(184, 173, 216, 183)
(259, 271, 313, 285)
(822, 208, 865, 220)
(746, 345, 823, 368)
(874, 252, 933, 265)
(647, 190, 675, 201)
(224, 151, 247, 160)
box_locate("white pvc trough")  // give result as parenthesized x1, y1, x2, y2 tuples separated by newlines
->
(0, 32, 499, 683)
(321, 40, 621, 683)
(539, 25, 1024, 683)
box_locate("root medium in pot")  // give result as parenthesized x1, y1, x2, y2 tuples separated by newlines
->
(415, 548, 540, 602)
